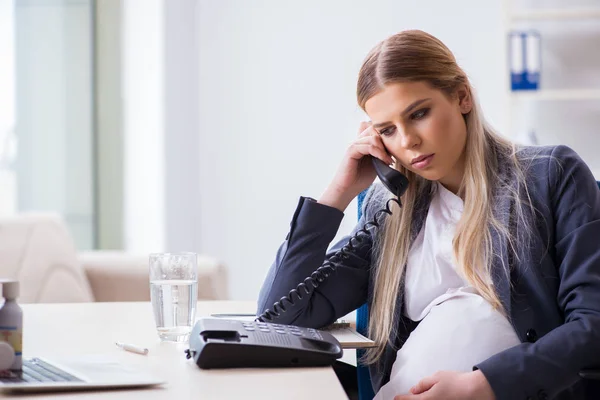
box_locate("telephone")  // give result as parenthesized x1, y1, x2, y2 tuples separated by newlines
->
(186, 156, 408, 369)
(186, 318, 343, 369)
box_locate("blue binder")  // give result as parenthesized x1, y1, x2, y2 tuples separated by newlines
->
(509, 30, 541, 91)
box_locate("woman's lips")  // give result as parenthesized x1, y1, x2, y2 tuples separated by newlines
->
(411, 154, 434, 169)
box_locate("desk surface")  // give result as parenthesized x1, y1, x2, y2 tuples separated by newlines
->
(1, 301, 348, 399)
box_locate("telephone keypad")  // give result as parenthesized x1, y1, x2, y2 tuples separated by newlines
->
(239, 321, 324, 340)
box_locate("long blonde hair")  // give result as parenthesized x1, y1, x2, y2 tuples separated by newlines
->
(357, 30, 534, 363)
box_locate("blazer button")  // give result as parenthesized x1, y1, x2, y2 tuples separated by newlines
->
(526, 328, 538, 343)
(537, 389, 548, 400)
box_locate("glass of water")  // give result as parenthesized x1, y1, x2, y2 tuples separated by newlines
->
(149, 252, 198, 342)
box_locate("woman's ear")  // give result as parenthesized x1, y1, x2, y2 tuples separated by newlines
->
(457, 85, 473, 115)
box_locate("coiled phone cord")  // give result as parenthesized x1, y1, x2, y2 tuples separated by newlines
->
(257, 196, 402, 323)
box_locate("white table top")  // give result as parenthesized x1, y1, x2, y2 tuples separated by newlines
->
(0, 301, 348, 399)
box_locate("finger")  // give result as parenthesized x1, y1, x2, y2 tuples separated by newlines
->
(353, 136, 394, 162)
(358, 121, 374, 137)
(354, 135, 384, 147)
(350, 143, 394, 165)
(355, 134, 388, 150)
(411, 374, 439, 395)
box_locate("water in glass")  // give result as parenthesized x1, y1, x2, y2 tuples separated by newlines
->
(150, 279, 198, 342)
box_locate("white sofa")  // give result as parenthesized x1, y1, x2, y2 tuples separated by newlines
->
(0, 213, 228, 303)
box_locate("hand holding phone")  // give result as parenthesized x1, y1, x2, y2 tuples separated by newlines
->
(319, 121, 407, 210)
(258, 124, 410, 324)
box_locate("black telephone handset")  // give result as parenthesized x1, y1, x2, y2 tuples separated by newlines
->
(371, 156, 409, 199)
(186, 156, 408, 370)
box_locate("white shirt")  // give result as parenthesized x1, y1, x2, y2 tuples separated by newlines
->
(374, 183, 520, 400)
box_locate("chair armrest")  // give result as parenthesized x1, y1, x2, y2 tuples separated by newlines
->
(79, 251, 228, 302)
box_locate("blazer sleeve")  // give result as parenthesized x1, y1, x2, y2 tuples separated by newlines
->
(256, 187, 380, 328)
(474, 145, 600, 400)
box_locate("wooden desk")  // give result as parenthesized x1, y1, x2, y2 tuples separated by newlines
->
(1, 301, 348, 399)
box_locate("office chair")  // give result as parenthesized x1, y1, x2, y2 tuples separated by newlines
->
(354, 180, 600, 400)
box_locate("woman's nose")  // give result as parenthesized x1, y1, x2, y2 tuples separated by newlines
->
(397, 127, 420, 149)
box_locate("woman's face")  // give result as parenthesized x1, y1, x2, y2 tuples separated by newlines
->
(365, 81, 472, 194)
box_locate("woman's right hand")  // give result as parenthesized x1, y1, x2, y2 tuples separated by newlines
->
(318, 121, 394, 211)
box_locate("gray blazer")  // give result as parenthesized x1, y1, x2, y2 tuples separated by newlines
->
(257, 145, 600, 400)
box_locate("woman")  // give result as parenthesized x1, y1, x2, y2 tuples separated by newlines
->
(257, 30, 600, 400)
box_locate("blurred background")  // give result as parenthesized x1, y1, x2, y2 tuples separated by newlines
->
(0, 0, 598, 302)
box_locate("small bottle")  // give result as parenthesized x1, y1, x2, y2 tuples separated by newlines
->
(0, 281, 22, 370)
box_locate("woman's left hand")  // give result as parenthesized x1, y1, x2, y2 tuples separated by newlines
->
(393, 370, 496, 400)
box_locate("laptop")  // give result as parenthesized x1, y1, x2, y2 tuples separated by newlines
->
(0, 356, 165, 392)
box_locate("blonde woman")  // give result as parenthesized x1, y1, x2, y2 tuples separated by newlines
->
(257, 30, 600, 400)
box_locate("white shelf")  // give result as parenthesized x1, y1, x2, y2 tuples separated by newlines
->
(510, 89, 600, 101)
(509, 8, 600, 21)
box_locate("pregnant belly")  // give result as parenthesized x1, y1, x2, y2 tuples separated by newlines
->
(375, 292, 521, 399)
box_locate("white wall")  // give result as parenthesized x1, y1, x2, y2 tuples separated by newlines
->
(164, 0, 201, 253)
(0, 0, 16, 216)
(195, 0, 507, 300)
(0, 0, 15, 139)
(122, 0, 166, 252)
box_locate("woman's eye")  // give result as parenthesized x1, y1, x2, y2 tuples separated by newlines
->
(411, 108, 430, 120)
(379, 127, 395, 136)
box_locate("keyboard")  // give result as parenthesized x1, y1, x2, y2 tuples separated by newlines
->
(0, 358, 83, 383)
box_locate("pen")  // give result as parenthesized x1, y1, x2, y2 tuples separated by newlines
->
(115, 342, 149, 355)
